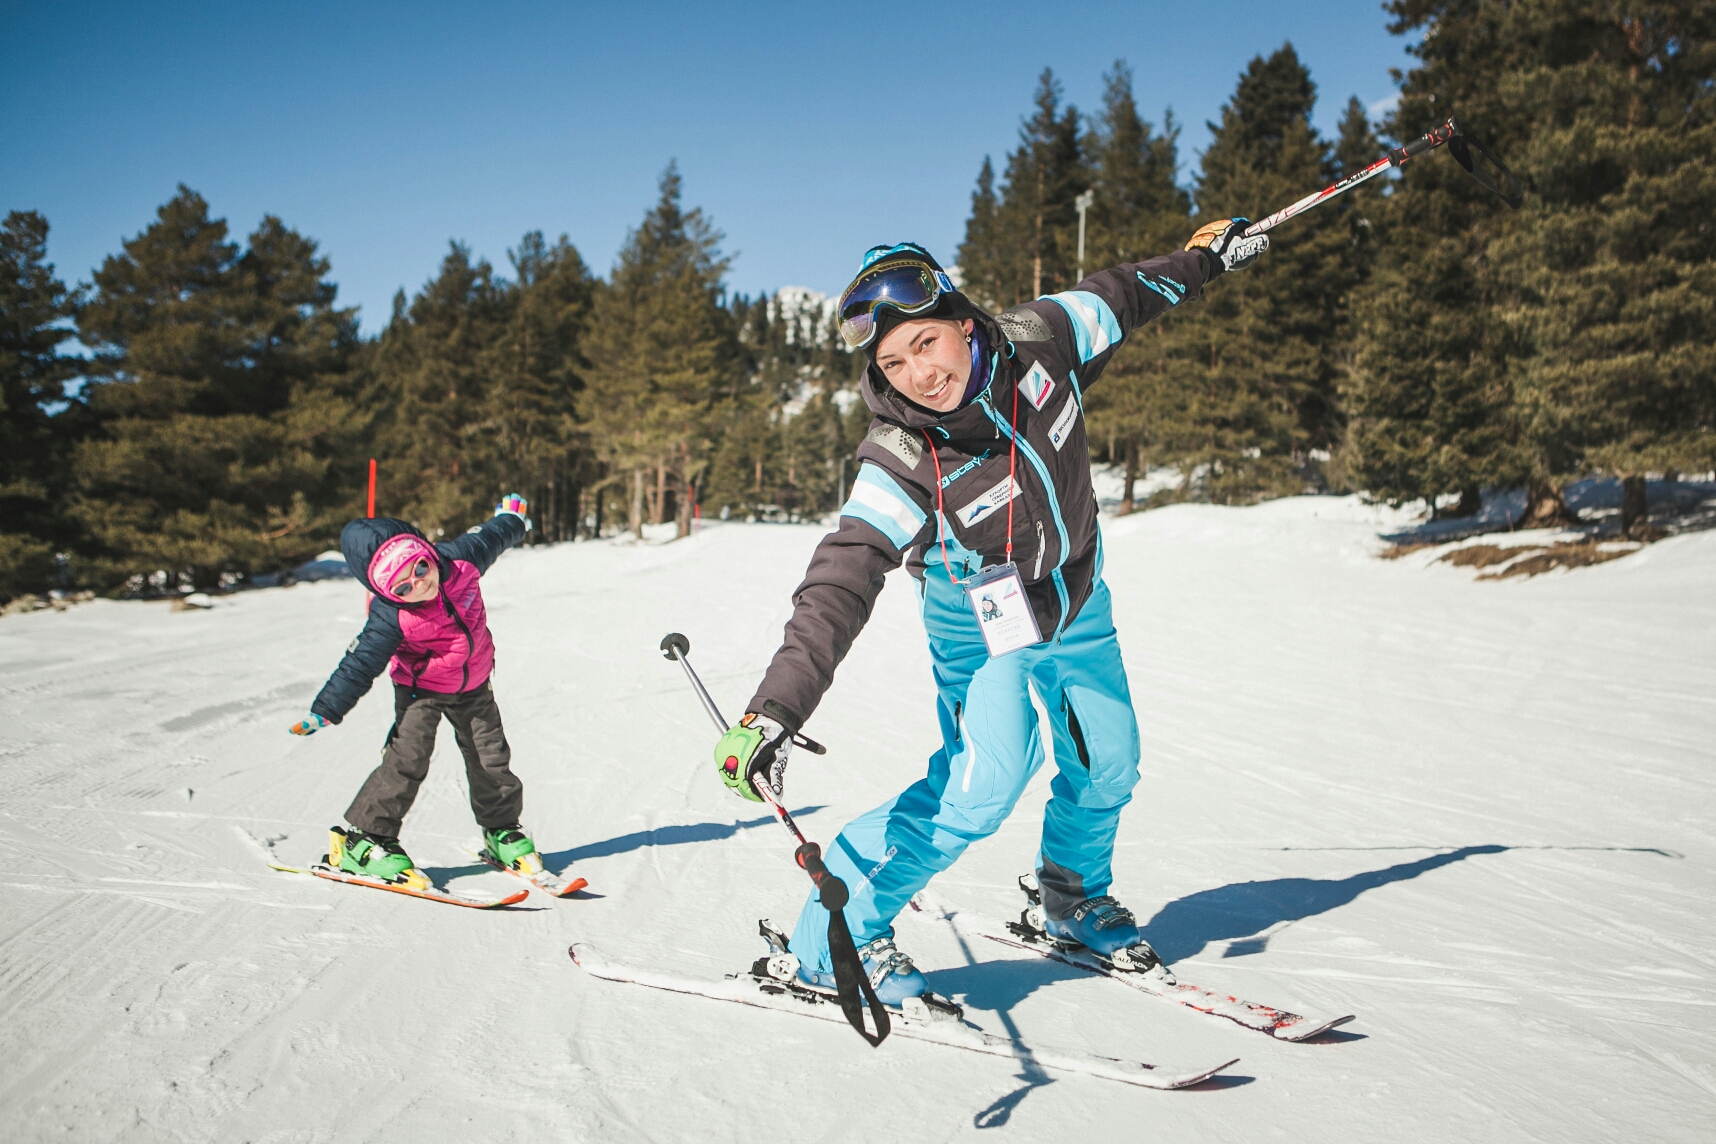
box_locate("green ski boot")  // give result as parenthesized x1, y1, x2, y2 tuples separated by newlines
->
(483, 825, 544, 876)
(329, 827, 430, 891)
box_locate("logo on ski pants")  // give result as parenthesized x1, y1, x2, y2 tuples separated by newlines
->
(790, 579, 1142, 972)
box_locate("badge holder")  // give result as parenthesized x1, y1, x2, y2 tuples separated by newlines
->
(963, 562, 1041, 658)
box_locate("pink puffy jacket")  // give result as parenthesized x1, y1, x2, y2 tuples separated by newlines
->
(389, 557, 496, 693)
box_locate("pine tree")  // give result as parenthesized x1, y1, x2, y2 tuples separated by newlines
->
(1077, 61, 1193, 511)
(1499, 4, 1716, 535)
(72, 187, 360, 590)
(581, 163, 741, 538)
(957, 158, 1005, 309)
(0, 211, 85, 600)
(957, 70, 1086, 308)
(368, 242, 510, 536)
(488, 231, 595, 541)
(1153, 45, 1354, 503)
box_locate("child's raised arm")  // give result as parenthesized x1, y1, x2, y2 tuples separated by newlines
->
(438, 495, 531, 575)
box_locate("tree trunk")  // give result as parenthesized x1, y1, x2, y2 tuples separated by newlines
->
(1620, 474, 1649, 538)
(1121, 438, 1139, 515)
(1517, 478, 1577, 529)
(630, 467, 645, 540)
(651, 461, 666, 525)
(676, 477, 693, 539)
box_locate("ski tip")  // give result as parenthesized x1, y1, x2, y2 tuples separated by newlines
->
(487, 889, 532, 907)
(554, 877, 590, 897)
(1276, 1013, 1356, 1042)
(1171, 1058, 1242, 1088)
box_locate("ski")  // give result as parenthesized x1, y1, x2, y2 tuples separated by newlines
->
(460, 846, 588, 898)
(910, 892, 1354, 1042)
(568, 942, 1237, 1090)
(268, 860, 530, 909)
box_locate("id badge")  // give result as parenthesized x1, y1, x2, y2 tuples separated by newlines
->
(964, 562, 1042, 657)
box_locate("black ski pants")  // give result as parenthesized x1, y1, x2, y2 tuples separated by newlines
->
(344, 680, 523, 839)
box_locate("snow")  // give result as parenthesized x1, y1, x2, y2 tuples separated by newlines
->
(3, 496, 1713, 1141)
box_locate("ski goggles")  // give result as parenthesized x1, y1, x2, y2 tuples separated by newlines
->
(837, 260, 957, 350)
(390, 558, 432, 597)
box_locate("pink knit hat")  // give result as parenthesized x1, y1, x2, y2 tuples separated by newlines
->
(369, 534, 437, 595)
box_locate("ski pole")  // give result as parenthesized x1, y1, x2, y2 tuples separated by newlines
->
(659, 633, 889, 1046)
(1243, 117, 1522, 239)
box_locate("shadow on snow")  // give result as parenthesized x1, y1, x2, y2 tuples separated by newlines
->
(540, 806, 825, 868)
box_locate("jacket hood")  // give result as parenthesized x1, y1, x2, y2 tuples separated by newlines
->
(859, 306, 1009, 430)
(340, 517, 443, 598)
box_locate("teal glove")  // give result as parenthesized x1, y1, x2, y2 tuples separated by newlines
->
(289, 714, 329, 737)
(714, 713, 791, 802)
(495, 493, 533, 532)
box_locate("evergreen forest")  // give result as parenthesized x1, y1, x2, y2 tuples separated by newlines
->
(3, 1, 1712, 602)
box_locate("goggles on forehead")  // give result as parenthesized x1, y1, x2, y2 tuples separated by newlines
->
(837, 260, 956, 350)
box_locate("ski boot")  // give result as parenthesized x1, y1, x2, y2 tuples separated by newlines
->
(329, 827, 430, 891)
(1021, 875, 1172, 980)
(481, 824, 544, 877)
(753, 920, 959, 1018)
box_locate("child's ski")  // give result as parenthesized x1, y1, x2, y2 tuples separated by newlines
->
(910, 894, 1354, 1042)
(269, 860, 530, 909)
(568, 943, 1237, 1090)
(461, 846, 589, 898)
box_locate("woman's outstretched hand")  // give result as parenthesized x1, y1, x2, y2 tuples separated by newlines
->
(714, 713, 791, 802)
(1185, 218, 1269, 276)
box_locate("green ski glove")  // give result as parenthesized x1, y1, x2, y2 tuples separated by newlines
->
(715, 713, 791, 802)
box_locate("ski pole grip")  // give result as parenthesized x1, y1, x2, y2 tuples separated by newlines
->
(796, 842, 849, 911)
(1389, 118, 1459, 166)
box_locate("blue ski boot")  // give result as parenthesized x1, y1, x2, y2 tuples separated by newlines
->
(797, 933, 929, 1006)
(1042, 895, 1168, 975)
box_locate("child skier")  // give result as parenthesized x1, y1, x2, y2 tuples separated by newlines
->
(715, 222, 1267, 1003)
(288, 494, 540, 890)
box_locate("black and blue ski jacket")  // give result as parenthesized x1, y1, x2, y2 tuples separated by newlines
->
(746, 251, 1211, 732)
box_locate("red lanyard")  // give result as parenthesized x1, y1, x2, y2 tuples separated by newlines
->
(922, 376, 1020, 585)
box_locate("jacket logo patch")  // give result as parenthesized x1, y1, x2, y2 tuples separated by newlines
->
(1048, 394, 1080, 452)
(865, 424, 923, 468)
(1019, 362, 1055, 410)
(956, 476, 1021, 527)
(939, 449, 990, 489)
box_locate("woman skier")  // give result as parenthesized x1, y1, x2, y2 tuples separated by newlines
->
(288, 494, 542, 890)
(715, 221, 1268, 1003)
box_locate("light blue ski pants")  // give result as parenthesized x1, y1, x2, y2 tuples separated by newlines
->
(789, 577, 1142, 973)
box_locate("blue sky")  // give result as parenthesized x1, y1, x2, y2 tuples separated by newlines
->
(4, 1, 1413, 334)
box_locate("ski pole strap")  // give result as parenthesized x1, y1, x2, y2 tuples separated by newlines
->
(796, 842, 891, 1046)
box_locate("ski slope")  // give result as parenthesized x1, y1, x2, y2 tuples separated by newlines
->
(2, 496, 1713, 1142)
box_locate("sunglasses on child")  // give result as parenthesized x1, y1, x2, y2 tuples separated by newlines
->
(390, 558, 432, 597)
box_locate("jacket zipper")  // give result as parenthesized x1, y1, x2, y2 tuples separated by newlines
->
(981, 393, 1072, 640)
(1033, 521, 1046, 579)
(444, 589, 475, 692)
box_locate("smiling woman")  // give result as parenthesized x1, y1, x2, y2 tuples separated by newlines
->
(710, 227, 1268, 1007)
